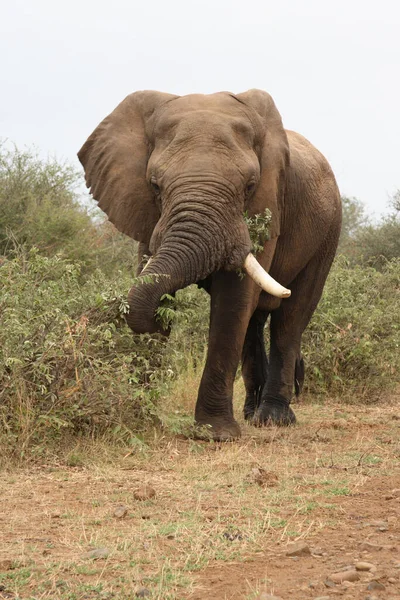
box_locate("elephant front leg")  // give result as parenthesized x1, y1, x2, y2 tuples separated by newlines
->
(195, 271, 260, 441)
(254, 236, 338, 426)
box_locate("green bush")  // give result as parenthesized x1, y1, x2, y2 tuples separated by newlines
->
(302, 256, 400, 399)
(0, 144, 137, 275)
(0, 248, 210, 458)
(0, 249, 163, 456)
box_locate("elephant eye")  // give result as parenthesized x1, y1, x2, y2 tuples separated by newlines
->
(150, 177, 161, 195)
(245, 181, 256, 197)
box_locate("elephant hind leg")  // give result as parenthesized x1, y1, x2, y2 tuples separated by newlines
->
(241, 310, 269, 420)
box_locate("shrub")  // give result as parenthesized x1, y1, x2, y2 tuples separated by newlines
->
(0, 247, 210, 458)
(302, 256, 400, 399)
(0, 144, 137, 275)
(0, 249, 163, 456)
(1, 247, 399, 460)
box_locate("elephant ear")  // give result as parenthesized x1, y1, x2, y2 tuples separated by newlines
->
(78, 91, 177, 243)
(236, 89, 289, 239)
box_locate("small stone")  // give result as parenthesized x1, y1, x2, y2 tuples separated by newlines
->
(133, 485, 156, 501)
(388, 577, 396, 583)
(51, 512, 61, 519)
(222, 530, 243, 541)
(248, 467, 279, 487)
(342, 581, 355, 588)
(135, 588, 151, 598)
(324, 580, 336, 588)
(329, 570, 360, 584)
(256, 594, 283, 600)
(359, 542, 383, 551)
(113, 505, 128, 519)
(0, 559, 13, 571)
(369, 520, 387, 528)
(313, 597, 331, 600)
(355, 562, 376, 571)
(367, 581, 386, 591)
(83, 547, 110, 560)
(286, 542, 311, 557)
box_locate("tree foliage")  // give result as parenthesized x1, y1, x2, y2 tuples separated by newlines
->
(0, 143, 137, 273)
(338, 193, 400, 266)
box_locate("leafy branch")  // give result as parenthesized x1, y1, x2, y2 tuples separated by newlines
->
(243, 208, 272, 255)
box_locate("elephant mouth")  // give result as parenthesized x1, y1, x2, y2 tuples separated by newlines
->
(126, 219, 291, 336)
(142, 252, 290, 299)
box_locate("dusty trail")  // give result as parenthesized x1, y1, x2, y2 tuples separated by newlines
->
(0, 401, 399, 599)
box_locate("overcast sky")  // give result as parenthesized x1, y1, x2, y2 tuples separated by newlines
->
(1, 0, 399, 217)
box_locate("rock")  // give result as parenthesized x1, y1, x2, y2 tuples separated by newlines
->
(248, 467, 279, 487)
(135, 588, 151, 598)
(355, 562, 376, 571)
(387, 577, 396, 583)
(286, 542, 311, 557)
(133, 485, 156, 501)
(83, 547, 110, 560)
(342, 580, 355, 588)
(255, 594, 283, 600)
(359, 542, 383, 551)
(113, 505, 128, 519)
(367, 581, 386, 591)
(324, 580, 336, 588)
(222, 531, 243, 541)
(328, 570, 360, 584)
(368, 520, 387, 528)
(313, 597, 331, 600)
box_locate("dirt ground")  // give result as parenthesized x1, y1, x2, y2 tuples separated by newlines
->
(0, 400, 399, 600)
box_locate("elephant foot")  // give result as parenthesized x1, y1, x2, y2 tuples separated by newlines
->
(253, 398, 296, 427)
(195, 417, 241, 441)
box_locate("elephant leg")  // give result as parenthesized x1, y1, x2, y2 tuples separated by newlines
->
(241, 310, 269, 421)
(195, 271, 260, 441)
(254, 239, 337, 426)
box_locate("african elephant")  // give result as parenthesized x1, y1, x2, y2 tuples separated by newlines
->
(78, 89, 341, 440)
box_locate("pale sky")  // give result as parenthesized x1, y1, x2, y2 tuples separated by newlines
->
(1, 0, 399, 216)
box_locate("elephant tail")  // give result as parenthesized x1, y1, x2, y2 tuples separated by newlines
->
(294, 356, 305, 397)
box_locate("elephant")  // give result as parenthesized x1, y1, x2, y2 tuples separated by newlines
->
(78, 89, 341, 441)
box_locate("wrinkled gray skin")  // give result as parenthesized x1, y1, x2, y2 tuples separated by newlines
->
(78, 89, 341, 440)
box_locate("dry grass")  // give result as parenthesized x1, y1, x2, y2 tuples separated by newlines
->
(1, 381, 399, 599)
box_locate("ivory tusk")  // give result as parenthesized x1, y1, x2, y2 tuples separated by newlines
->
(243, 253, 291, 298)
(141, 257, 153, 273)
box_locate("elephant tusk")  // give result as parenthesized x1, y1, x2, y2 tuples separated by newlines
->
(141, 257, 153, 273)
(243, 253, 291, 298)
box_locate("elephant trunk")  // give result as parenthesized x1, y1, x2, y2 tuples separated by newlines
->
(126, 217, 250, 334)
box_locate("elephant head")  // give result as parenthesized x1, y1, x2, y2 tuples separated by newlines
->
(78, 90, 290, 334)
